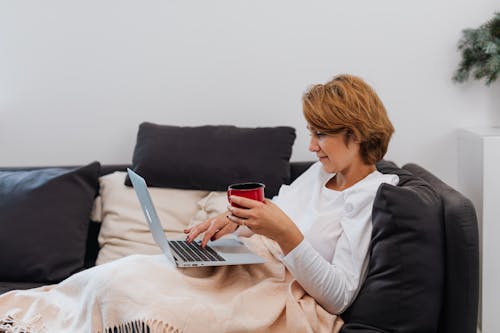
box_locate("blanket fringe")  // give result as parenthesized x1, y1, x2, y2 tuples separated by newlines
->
(0, 314, 180, 333)
(0, 312, 45, 333)
(102, 319, 181, 333)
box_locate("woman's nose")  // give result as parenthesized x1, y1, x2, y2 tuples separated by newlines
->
(309, 137, 319, 152)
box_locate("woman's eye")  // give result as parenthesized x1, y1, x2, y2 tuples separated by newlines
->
(307, 129, 326, 138)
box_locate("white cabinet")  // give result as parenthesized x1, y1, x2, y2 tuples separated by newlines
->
(458, 128, 500, 333)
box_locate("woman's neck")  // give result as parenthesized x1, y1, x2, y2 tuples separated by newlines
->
(326, 163, 376, 191)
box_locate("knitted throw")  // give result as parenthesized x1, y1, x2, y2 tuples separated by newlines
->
(0, 235, 343, 333)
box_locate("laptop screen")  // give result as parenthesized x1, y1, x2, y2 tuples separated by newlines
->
(127, 168, 176, 265)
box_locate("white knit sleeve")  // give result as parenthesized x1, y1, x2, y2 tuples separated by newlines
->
(281, 238, 356, 314)
(281, 203, 370, 315)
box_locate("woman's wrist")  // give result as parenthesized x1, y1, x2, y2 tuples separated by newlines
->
(276, 228, 304, 255)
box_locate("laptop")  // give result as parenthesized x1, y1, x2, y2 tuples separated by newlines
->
(127, 168, 266, 267)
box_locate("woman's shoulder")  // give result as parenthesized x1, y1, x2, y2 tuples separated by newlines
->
(345, 170, 399, 197)
(339, 171, 399, 220)
(375, 170, 399, 186)
(370, 170, 399, 186)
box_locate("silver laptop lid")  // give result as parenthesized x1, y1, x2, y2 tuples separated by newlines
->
(127, 168, 176, 265)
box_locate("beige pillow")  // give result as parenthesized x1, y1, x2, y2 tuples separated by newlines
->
(95, 172, 212, 265)
(187, 191, 228, 228)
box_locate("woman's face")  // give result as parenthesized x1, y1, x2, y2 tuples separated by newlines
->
(307, 125, 361, 174)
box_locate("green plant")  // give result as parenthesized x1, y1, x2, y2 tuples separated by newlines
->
(453, 12, 500, 85)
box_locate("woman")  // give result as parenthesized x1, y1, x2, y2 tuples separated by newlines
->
(0, 74, 398, 333)
(186, 73, 398, 314)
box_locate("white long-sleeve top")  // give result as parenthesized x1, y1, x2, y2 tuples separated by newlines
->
(270, 162, 399, 314)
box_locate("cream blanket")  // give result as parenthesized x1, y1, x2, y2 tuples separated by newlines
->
(0, 235, 343, 333)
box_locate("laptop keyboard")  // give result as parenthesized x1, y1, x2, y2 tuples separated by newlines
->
(169, 241, 225, 262)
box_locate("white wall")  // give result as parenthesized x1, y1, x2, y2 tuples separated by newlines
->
(0, 0, 498, 187)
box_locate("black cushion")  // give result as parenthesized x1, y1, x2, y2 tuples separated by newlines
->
(0, 162, 100, 283)
(0, 281, 46, 295)
(125, 122, 296, 197)
(402, 163, 479, 333)
(341, 161, 445, 333)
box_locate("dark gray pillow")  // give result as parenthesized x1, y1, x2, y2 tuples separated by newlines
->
(0, 162, 100, 283)
(340, 161, 445, 333)
(125, 122, 296, 197)
(403, 163, 479, 333)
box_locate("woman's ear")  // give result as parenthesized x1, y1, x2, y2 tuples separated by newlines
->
(345, 128, 361, 144)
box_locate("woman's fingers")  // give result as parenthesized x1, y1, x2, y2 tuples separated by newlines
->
(200, 218, 221, 247)
(185, 220, 211, 243)
(226, 213, 243, 224)
(227, 197, 269, 219)
(201, 217, 238, 247)
(188, 214, 234, 247)
(210, 221, 234, 241)
(227, 197, 270, 226)
(226, 214, 252, 230)
(227, 205, 251, 219)
(229, 195, 264, 209)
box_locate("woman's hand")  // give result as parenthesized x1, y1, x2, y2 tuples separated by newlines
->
(184, 211, 239, 248)
(227, 195, 304, 255)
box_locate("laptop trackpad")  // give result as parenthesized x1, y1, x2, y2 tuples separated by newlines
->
(208, 237, 251, 254)
(208, 237, 266, 265)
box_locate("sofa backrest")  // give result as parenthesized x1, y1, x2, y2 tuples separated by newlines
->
(2, 161, 480, 333)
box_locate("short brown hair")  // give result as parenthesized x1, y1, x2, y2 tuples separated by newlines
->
(302, 74, 394, 164)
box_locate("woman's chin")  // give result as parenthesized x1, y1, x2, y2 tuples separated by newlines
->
(319, 159, 335, 173)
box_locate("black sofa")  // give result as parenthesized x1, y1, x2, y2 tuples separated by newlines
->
(0, 161, 479, 333)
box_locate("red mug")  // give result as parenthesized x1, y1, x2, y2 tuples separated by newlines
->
(227, 182, 265, 208)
